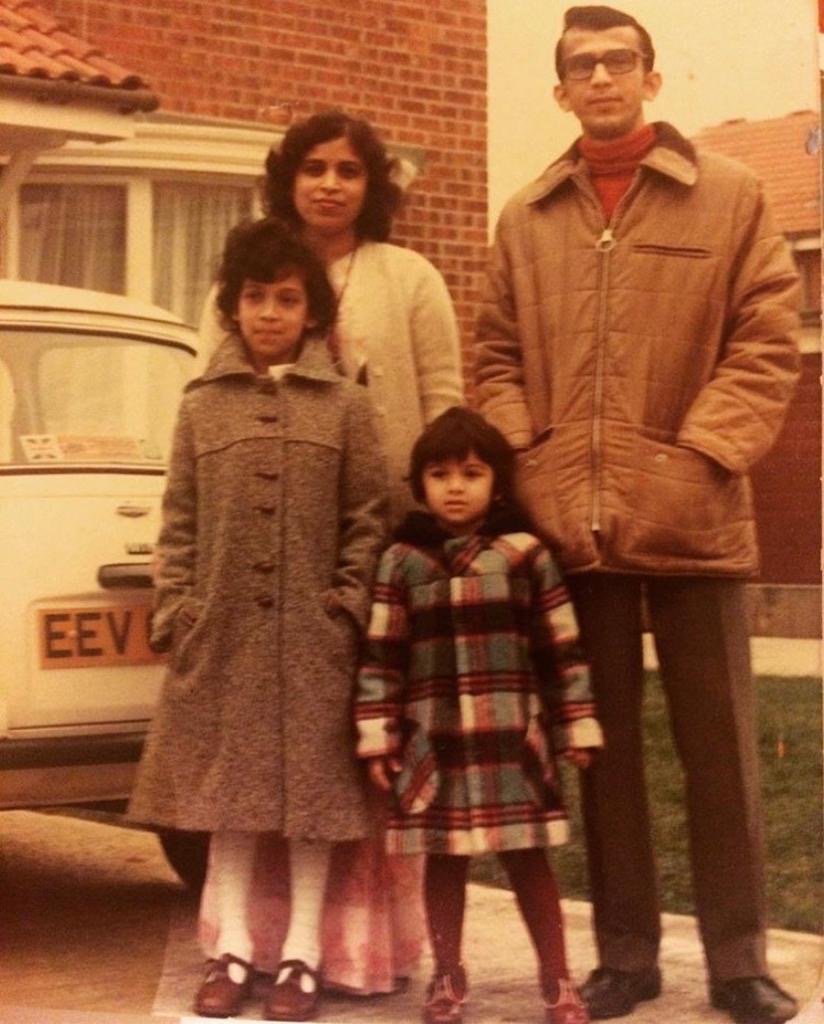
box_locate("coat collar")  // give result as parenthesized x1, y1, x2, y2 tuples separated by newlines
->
(393, 513, 488, 576)
(523, 121, 698, 206)
(394, 505, 532, 547)
(193, 331, 343, 389)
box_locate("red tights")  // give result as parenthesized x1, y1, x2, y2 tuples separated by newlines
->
(424, 849, 569, 994)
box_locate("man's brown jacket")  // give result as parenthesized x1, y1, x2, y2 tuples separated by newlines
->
(475, 122, 801, 577)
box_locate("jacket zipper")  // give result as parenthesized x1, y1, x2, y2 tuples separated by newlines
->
(591, 225, 614, 533)
(586, 173, 644, 534)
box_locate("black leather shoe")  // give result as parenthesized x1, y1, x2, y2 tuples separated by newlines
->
(581, 966, 661, 1019)
(710, 976, 798, 1024)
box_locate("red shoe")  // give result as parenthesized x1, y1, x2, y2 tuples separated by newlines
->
(193, 953, 254, 1018)
(423, 966, 468, 1024)
(545, 978, 590, 1024)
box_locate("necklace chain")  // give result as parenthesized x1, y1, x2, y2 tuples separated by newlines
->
(328, 244, 359, 373)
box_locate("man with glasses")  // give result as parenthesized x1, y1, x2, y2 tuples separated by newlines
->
(475, 5, 800, 1023)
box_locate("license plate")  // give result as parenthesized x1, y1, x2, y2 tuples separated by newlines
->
(38, 604, 164, 669)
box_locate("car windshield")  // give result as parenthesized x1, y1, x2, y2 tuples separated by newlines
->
(0, 328, 192, 469)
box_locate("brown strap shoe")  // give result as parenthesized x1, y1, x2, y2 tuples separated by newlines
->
(264, 959, 321, 1021)
(193, 953, 254, 1018)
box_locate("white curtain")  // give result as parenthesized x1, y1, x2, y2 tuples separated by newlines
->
(152, 183, 251, 326)
(18, 184, 126, 294)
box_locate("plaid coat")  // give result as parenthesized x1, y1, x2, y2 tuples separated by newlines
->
(355, 511, 601, 855)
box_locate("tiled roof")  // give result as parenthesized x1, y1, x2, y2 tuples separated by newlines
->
(692, 110, 820, 236)
(0, 0, 152, 95)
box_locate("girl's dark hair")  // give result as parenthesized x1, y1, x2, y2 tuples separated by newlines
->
(408, 407, 516, 504)
(554, 5, 655, 79)
(262, 110, 403, 241)
(215, 218, 337, 334)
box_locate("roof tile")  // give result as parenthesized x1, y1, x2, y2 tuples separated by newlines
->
(692, 110, 820, 235)
(0, 0, 151, 91)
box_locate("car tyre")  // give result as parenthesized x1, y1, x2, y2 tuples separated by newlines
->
(159, 828, 209, 891)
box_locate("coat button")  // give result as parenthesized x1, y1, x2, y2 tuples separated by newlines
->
(255, 504, 276, 515)
(254, 560, 275, 573)
(256, 594, 274, 608)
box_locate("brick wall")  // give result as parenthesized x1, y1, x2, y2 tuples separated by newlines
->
(41, 0, 488, 373)
(752, 353, 821, 585)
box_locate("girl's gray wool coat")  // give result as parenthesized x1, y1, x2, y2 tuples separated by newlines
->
(128, 333, 389, 840)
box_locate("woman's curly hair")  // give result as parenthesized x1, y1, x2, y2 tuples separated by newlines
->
(263, 110, 403, 241)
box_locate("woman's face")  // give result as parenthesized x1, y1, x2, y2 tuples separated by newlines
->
(292, 136, 368, 241)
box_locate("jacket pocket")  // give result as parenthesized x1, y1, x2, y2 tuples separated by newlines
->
(395, 724, 440, 815)
(631, 243, 713, 259)
(622, 438, 754, 564)
(320, 591, 359, 664)
(170, 596, 206, 674)
(521, 712, 560, 808)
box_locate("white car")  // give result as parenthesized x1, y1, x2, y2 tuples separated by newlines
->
(0, 279, 205, 883)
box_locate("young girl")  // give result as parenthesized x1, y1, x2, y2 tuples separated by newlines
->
(129, 218, 388, 1021)
(355, 407, 601, 1024)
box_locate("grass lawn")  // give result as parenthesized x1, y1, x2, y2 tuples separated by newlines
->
(470, 672, 822, 934)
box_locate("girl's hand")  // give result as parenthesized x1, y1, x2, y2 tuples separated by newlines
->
(367, 756, 402, 791)
(563, 748, 594, 769)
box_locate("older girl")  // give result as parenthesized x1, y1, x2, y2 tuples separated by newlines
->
(130, 219, 388, 1020)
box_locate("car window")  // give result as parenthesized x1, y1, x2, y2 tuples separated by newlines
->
(1, 328, 191, 469)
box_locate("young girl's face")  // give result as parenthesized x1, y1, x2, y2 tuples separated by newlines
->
(236, 272, 315, 373)
(422, 452, 495, 536)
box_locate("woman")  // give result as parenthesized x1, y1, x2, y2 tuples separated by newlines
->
(200, 109, 463, 522)
(197, 110, 463, 997)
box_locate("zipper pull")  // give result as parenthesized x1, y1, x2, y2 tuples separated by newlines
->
(595, 227, 615, 252)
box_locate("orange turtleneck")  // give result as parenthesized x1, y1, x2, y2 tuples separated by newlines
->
(579, 123, 657, 221)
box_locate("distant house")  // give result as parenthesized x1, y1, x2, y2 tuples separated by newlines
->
(693, 111, 821, 619)
(693, 110, 821, 348)
(0, 0, 157, 217)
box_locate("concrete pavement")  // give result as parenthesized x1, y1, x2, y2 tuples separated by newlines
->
(0, 810, 820, 1023)
(146, 883, 821, 1024)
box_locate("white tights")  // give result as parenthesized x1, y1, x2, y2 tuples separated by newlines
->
(207, 831, 332, 988)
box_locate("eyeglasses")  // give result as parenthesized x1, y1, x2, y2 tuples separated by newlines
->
(562, 48, 645, 81)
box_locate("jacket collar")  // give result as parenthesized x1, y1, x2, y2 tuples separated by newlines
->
(524, 121, 698, 206)
(194, 331, 343, 388)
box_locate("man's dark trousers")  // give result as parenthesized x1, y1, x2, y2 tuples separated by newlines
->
(567, 573, 767, 982)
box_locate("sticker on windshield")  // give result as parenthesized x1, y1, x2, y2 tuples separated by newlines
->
(20, 434, 163, 463)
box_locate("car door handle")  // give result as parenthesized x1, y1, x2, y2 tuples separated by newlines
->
(98, 563, 154, 589)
